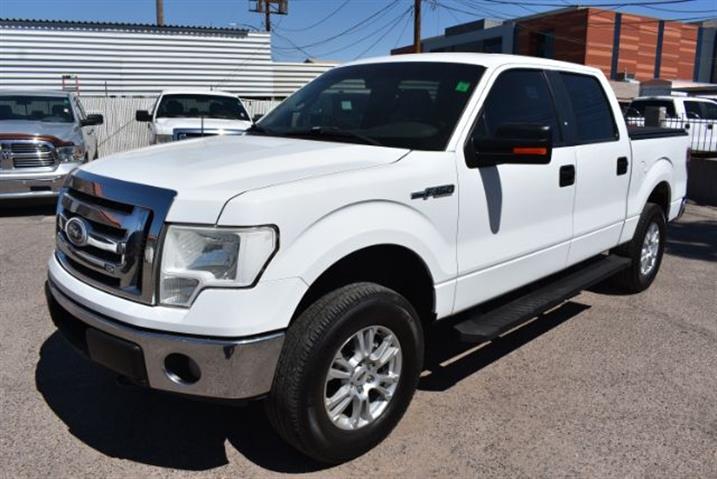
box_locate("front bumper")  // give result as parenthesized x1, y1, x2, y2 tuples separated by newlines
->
(46, 279, 285, 400)
(0, 163, 78, 199)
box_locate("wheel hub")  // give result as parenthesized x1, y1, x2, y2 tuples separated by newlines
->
(640, 222, 660, 277)
(323, 325, 403, 431)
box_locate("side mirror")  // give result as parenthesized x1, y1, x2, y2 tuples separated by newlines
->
(467, 123, 553, 168)
(136, 110, 152, 122)
(252, 113, 264, 123)
(81, 113, 103, 126)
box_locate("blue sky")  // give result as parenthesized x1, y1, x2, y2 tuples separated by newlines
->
(1, 0, 715, 62)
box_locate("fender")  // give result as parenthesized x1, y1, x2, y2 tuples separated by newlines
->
(260, 200, 457, 318)
(620, 157, 673, 244)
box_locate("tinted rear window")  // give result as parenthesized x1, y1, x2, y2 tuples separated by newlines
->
(559, 73, 618, 144)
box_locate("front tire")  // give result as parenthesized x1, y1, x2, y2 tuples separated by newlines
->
(266, 283, 424, 464)
(612, 202, 666, 293)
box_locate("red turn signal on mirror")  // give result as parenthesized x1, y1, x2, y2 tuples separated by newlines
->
(513, 147, 548, 155)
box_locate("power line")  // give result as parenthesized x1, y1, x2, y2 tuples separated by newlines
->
(280, 0, 352, 32)
(274, 0, 401, 51)
(354, 6, 414, 59)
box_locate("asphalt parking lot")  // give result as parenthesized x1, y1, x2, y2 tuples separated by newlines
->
(1, 200, 715, 478)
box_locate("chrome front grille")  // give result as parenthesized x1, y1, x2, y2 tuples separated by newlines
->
(55, 171, 176, 305)
(0, 140, 58, 169)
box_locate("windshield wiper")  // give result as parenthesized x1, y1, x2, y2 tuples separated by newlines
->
(246, 124, 273, 135)
(283, 126, 383, 146)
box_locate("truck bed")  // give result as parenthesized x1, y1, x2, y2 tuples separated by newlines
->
(628, 126, 688, 141)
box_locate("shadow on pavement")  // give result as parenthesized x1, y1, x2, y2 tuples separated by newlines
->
(665, 218, 717, 263)
(420, 301, 590, 392)
(35, 332, 325, 474)
(0, 198, 57, 217)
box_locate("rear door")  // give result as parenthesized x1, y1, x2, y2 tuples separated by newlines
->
(454, 68, 577, 312)
(550, 71, 631, 264)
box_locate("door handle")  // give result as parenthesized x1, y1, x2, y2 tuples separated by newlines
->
(559, 165, 575, 187)
(617, 157, 629, 175)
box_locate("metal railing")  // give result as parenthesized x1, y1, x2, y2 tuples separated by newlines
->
(626, 114, 716, 155)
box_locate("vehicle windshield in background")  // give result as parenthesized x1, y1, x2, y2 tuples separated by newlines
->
(254, 62, 486, 150)
(0, 96, 74, 123)
(155, 94, 250, 121)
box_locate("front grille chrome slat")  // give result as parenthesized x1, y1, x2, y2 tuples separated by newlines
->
(0, 139, 58, 170)
(55, 171, 176, 305)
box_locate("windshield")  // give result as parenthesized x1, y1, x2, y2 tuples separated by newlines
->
(155, 94, 250, 120)
(254, 62, 485, 150)
(0, 95, 74, 123)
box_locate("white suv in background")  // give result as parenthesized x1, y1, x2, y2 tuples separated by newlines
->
(135, 88, 253, 143)
(626, 95, 717, 154)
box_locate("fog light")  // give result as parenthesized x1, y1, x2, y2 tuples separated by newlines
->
(164, 353, 201, 384)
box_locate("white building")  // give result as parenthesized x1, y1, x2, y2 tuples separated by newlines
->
(0, 18, 336, 98)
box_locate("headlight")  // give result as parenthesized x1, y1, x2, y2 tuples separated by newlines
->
(159, 225, 278, 307)
(155, 134, 173, 144)
(56, 144, 86, 162)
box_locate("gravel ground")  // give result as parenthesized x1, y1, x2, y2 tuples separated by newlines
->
(1, 200, 715, 478)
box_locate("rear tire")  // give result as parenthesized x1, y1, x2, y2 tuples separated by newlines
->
(611, 202, 666, 293)
(265, 282, 423, 464)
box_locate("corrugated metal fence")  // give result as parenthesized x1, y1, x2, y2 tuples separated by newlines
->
(82, 96, 280, 156)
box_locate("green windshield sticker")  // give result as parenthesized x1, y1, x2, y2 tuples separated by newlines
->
(455, 81, 471, 93)
(341, 100, 352, 111)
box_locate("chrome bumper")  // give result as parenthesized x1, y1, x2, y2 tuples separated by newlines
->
(46, 279, 285, 400)
(0, 174, 66, 198)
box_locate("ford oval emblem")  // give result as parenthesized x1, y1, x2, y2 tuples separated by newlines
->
(64, 217, 89, 247)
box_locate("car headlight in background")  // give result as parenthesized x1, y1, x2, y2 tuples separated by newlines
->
(159, 225, 278, 307)
(56, 144, 86, 162)
(154, 134, 173, 144)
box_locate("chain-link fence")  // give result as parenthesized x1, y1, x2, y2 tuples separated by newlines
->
(80, 97, 281, 157)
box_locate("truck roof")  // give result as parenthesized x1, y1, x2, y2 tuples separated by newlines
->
(159, 88, 237, 98)
(632, 95, 716, 103)
(345, 52, 605, 77)
(0, 89, 73, 97)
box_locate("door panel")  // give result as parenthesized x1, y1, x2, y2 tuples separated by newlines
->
(553, 72, 631, 264)
(454, 68, 576, 314)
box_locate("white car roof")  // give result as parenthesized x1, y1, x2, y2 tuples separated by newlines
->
(343, 52, 605, 77)
(633, 96, 716, 103)
(159, 88, 237, 98)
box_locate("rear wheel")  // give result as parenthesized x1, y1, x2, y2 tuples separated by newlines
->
(266, 282, 423, 464)
(612, 202, 666, 293)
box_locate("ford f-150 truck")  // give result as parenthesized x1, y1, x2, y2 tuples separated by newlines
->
(135, 88, 253, 143)
(46, 54, 688, 464)
(0, 90, 103, 199)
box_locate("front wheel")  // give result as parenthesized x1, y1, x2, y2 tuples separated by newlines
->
(612, 202, 666, 293)
(265, 283, 424, 464)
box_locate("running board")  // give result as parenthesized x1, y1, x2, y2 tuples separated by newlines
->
(454, 255, 631, 343)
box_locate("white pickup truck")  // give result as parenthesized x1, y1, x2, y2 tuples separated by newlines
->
(135, 88, 253, 143)
(46, 53, 688, 464)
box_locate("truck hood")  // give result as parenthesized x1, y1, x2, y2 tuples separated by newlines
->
(0, 120, 80, 141)
(154, 117, 252, 135)
(81, 134, 408, 223)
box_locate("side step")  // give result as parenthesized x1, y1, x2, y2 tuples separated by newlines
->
(454, 255, 631, 343)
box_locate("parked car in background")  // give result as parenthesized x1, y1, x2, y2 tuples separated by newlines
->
(47, 54, 688, 464)
(0, 90, 103, 199)
(135, 89, 253, 143)
(626, 95, 717, 155)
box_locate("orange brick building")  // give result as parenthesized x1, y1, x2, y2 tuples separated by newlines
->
(515, 8, 700, 81)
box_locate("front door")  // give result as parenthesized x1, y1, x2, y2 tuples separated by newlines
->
(453, 68, 577, 313)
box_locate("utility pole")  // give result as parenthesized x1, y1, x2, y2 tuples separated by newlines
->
(413, 0, 421, 53)
(156, 0, 164, 26)
(249, 0, 288, 33)
(265, 0, 271, 32)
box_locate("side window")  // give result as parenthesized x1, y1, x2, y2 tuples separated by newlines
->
(558, 72, 618, 144)
(475, 69, 560, 142)
(684, 101, 703, 119)
(629, 100, 677, 118)
(700, 101, 717, 120)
